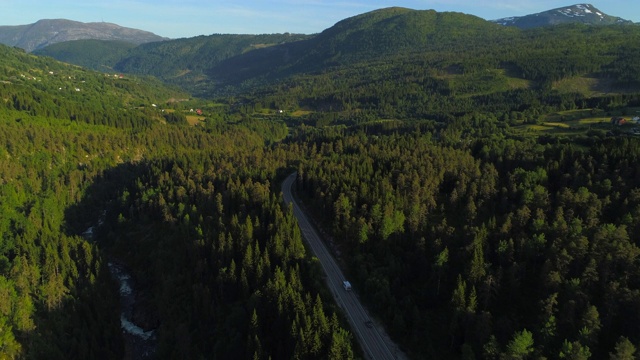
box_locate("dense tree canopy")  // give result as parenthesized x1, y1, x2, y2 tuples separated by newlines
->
(293, 125, 640, 359)
(2, 15, 640, 359)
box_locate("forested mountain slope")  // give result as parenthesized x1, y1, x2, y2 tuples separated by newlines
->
(127, 7, 640, 108)
(0, 44, 186, 128)
(33, 39, 136, 72)
(206, 8, 516, 93)
(112, 33, 312, 92)
(35, 7, 640, 106)
(0, 44, 358, 358)
(222, 24, 640, 126)
(33, 8, 515, 96)
(211, 13, 640, 91)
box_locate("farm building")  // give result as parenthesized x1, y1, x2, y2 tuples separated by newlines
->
(611, 117, 627, 126)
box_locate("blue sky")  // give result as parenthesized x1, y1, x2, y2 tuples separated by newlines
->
(1, 1, 638, 38)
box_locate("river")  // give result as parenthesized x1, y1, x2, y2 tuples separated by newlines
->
(107, 261, 157, 359)
(84, 219, 157, 359)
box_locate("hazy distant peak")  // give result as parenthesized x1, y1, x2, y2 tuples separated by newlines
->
(492, 3, 633, 29)
(0, 18, 168, 52)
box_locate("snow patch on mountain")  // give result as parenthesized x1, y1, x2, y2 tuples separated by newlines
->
(491, 3, 632, 29)
(557, 4, 603, 19)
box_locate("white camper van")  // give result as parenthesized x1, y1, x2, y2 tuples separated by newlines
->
(343, 281, 352, 291)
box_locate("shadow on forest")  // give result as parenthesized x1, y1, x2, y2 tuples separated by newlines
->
(61, 161, 156, 360)
(24, 164, 147, 359)
(65, 162, 143, 239)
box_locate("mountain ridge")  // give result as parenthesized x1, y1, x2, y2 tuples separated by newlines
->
(23, 5, 640, 100)
(206, 8, 514, 86)
(0, 19, 167, 52)
(492, 3, 633, 29)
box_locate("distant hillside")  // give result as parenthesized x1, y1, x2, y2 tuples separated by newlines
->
(34, 39, 136, 71)
(207, 8, 516, 86)
(492, 3, 633, 29)
(28, 6, 640, 109)
(0, 19, 167, 52)
(0, 43, 186, 128)
(309, 7, 507, 57)
(197, 7, 640, 121)
(188, 7, 513, 95)
(111, 33, 312, 93)
(40, 8, 510, 96)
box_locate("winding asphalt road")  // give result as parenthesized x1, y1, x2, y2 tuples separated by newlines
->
(282, 172, 404, 360)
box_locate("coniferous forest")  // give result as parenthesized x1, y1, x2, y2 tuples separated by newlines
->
(2, 6, 640, 360)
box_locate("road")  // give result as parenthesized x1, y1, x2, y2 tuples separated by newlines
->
(282, 172, 404, 360)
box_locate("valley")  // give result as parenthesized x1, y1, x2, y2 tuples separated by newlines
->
(1, 3, 640, 360)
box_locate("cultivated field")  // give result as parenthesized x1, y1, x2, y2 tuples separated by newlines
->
(514, 108, 640, 136)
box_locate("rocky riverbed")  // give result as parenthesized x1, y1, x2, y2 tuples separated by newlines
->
(108, 261, 157, 359)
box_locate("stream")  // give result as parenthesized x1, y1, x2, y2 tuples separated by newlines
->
(107, 261, 157, 359)
(84, 218, 157, 359)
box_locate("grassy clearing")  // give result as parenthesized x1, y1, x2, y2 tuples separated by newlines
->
(504, 73, 531, 90)
(244, 43, 277, 53)
(542, 109, 612, 126)
(577, 118, 610, 125)
(541, 122, 570, 128)
(552, 77, 599, 95)
(289, 110, 313, 117)
(553, 76, 640, 96)
(512, 107, 640, 137)
(251, 109, 312, 117)
(444, 68, 531, 96)
(186, 115, 205, 126)
(515, 123, 589, 137)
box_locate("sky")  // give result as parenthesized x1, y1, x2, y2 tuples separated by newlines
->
(1, 1, 638, 39)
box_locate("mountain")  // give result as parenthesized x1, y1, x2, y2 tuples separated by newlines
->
(292, 7, 510, 62)
(34, 8, 511, 96)
(180, 8, 514, 94)
(204, 5, 640, 90)
(492, 3, 633, 29)
(25, 6, 640, 104)
(204, 8, 515, 89)
(198, 6, 640, 117)
(0, 19, 167, 52)
(113, 33, 312, 84)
